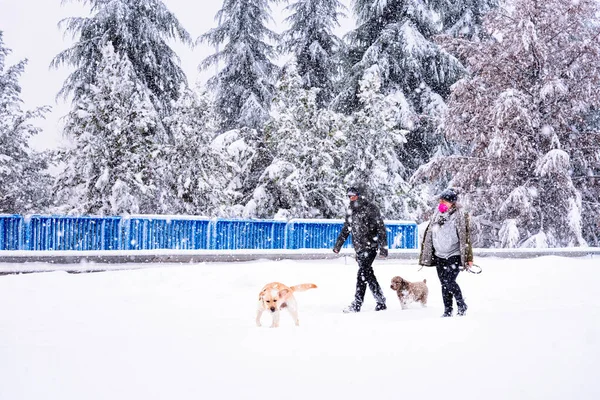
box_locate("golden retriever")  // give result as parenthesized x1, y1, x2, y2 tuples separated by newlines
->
(390, 276, 428, 309)
(256, 282, 317, 328)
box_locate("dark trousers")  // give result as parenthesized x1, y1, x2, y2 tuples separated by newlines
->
(435, 255, 466, 313)
(353, 249, 386, 308)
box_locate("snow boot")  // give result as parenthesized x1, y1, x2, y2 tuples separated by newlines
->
(343, 303, 360, 313)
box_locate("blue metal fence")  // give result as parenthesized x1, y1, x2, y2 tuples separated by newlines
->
(286, 219, 350, 249)
(285, 219, 419, 249)
(0, 215, 23, 251)
(211, 219, 287, 250)
(0, 215, 418, 251)
(122, 216, 211, 250)
(386, 220, 418, 249)
(26, 215, 122, 251)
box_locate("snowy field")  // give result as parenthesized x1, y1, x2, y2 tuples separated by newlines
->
(1, 255, 599, 400)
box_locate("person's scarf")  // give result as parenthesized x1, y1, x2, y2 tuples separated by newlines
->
(433, 207, 456, 227)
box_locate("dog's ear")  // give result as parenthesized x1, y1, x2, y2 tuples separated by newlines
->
(258, 290, 266, 301)
(423, 279, 427, 283)
(278, 288, 290, 298)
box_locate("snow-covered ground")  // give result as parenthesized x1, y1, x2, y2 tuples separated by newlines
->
(1, 255, 599, 400)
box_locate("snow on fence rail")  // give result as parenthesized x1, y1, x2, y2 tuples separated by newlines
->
(0, 214, 418, 252)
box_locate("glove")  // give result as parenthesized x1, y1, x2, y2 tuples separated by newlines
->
(333, 248, 340, 254)
(379, 248, 388, 258)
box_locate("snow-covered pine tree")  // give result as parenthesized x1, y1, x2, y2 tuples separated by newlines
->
(571, 101, 600, 246)
(333, 0, 464, 176)
(198, 0, 279, 131)
(210, 126, 272, 216)
(161, 88, 238, 216)
(435, 0, 498, 39)
(342, 65, 417, 219)
(0, 32, 52, 214)
(52, 0, 191, 117)
(280, 0, 346, 107)
(53, 43, 163, 215)
(439, 0, 600, 247)
(247, 62, 347, 218)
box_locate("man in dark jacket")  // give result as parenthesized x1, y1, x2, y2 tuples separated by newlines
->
(333, 186, 388, 313)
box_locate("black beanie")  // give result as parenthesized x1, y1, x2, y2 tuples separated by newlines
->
(347, 187, 360, 196)
(439, 188, 458, 203)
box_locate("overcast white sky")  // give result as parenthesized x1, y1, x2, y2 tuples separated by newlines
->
(0, 0, 353, 151)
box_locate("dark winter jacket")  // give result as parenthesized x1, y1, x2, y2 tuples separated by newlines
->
(419, 206, 473, 267)
(333, 197, 388, 255)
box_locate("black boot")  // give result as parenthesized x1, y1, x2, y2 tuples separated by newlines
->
(375, 303, 387, 311)
(457, 303, 468, 316)
(343, 302, 360, 313)
(441, 291, 453, 317)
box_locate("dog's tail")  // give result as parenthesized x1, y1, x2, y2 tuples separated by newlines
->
(290, 283, 318, 292)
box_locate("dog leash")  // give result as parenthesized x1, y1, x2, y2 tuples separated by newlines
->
(417, 264, 482, 274)
(463, 264, 482, 274)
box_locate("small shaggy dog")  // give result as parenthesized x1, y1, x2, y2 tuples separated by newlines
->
(256, 282, 317, 328)
(390, 276, 428, 309)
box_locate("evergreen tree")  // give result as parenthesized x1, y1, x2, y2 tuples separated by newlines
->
(248, 62, 347, 218)
(210, 126, 270, 216)
(434, 0, 600, 247)
(198, 0, 279, 131)
(335, 0, 464, 109)
(281, 0, 346, 107)
(575, 111, 600, 246)
(54, 43, 162, 215)
(162, 88, 237, 216)
(342, 65, 416, 219)
(435, 0, 498, 39)
(52, 0, 191, 116)
(334, 0, 464, 175)
(0, 32, 52, 214)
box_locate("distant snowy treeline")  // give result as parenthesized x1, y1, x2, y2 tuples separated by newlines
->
(1, 0, 599, 248)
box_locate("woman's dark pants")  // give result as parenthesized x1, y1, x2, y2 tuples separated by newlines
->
(435, 255, 467, 314)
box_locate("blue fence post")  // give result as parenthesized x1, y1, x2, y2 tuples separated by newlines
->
(208, 218, 216, 250)
(24, 215, 32, 250)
